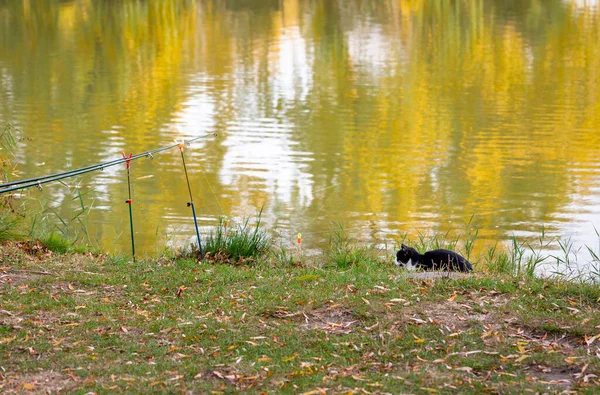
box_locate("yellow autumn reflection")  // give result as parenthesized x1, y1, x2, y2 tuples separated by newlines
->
(0, 0, 599, 256)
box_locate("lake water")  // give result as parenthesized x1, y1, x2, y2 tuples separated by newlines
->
(1, 0, 600, 266)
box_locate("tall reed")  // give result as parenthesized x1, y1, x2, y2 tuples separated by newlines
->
(27, 181, 96, 253)
(0, 124, 24, 241)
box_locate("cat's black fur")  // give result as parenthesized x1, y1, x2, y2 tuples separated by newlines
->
(395, 244, 473, 272)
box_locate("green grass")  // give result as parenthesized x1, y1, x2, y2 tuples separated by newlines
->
(1, 241, 600, 393)
(34, 231, 72, 254)
(326, 223, 379, 268)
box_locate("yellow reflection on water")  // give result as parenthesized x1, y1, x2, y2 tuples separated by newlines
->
(0, 0, 599, 261)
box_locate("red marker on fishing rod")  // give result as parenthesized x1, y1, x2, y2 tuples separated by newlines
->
(177, 141, 204, 260)
(122, 152, 135, 261)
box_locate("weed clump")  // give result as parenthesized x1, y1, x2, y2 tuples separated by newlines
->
(203, 211, 271, 264)
(326, 224, 378, 268)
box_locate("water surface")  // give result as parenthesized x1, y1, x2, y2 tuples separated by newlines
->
(1, 0, 600, 266)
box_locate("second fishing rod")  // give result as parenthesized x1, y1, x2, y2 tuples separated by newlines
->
(177, 141, 204, 260)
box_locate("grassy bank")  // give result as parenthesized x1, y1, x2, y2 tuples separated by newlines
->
(1, 239, 599, 394)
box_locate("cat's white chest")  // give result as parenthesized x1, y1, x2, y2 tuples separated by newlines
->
(396, 258, 417, 271)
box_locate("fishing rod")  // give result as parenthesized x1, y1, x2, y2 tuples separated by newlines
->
(1, 157, 126, 188)
(122, 152, 136, 261)
(0, 133, 216, 195)
(177, 141, 204, 260)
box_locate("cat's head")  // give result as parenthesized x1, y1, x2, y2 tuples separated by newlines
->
(395, 244, 414, 267)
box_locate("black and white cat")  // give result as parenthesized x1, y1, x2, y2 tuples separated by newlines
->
(395, 244, 473, 272)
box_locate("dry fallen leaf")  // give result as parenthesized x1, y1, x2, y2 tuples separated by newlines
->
(455, 366, 473, 374)
(410, 317, 427, 324)
(515, 355, 529, 363)
(564, 357, 582, 365)
(516, 342, 528, 354)
(283, 353, 298, 362)
(585, 333, 600, 346)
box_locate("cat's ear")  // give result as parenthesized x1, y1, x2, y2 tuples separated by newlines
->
(401, 244, 408, 251)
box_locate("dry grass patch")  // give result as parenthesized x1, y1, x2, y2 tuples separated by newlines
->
(262, 304, 361, 334)
(193, 367, 268, 391)
(299, 305, 359, 334)
(0, 269, 44, 287)
(1, 370, 76, 394)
